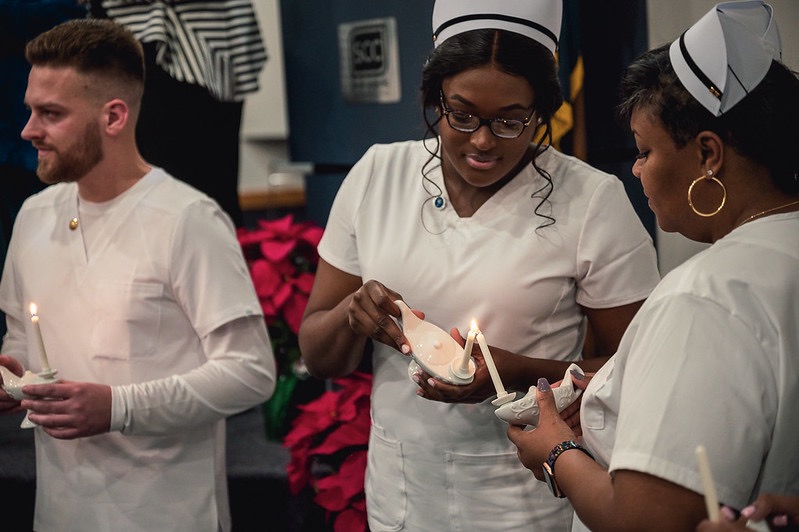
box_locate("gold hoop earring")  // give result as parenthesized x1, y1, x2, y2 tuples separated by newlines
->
(688, 170, 726, 217)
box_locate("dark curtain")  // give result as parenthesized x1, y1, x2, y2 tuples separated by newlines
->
(89, 1, 245, 227)
(135, 42, 245, 228)
(578, 0, 655, 241)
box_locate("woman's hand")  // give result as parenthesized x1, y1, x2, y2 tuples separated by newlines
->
(412, 357, 496, 403)
(560, 370, 594, 436)
(696, 494, 799, 531)
(506, 378, 578, 479)
(347, 279, 420, 355)
(413, 328, 501, 403)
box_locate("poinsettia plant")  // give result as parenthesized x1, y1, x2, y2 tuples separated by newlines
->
(239, 214, 372, 530)
(237, 214, 324, 440)
(284, 371, 372, 532)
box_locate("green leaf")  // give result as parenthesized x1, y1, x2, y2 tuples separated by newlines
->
(263, 373, 298, 441)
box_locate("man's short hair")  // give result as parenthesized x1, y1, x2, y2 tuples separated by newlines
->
(25, 18, 145, 103)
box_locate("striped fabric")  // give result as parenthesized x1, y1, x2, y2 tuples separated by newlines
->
(101, 0, 267, 101)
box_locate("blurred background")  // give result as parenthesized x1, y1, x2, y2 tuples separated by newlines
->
(239, 0, 798, 274)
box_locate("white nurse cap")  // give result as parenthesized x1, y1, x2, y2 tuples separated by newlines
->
(669, 0, 781, 116)
(432, 0, 563, 55)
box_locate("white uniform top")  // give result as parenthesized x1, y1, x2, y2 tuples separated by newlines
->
(0, 168, 276, 532)
(576, 213, 799, 530)
(318, 140, 660, 531)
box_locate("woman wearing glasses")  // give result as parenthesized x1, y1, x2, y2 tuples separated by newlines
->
(298, 1, 659, 530)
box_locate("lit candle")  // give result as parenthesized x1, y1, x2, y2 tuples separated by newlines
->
(29, 303, 51, 371)
(695, 445, 720, 521)
(458, 319, 478, 372)
(475, 329, 507, 397)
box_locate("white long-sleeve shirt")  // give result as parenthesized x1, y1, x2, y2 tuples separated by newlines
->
(0, 168, 276, 531)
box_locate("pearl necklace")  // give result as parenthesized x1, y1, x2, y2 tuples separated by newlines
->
(735, 199, 799, 229)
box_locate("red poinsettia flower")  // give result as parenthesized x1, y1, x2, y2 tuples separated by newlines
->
(240, 216, 370, 530)
(249, 259, 315, 333)
(238, 214, 323, 334)
(238, 214, 325, 440)
(284, 372, 372, 531)
(333, 505, 367, 532)
(281, 271, 315, 334)
(238, 213, 323, 256)
(314, 449, 367, 511)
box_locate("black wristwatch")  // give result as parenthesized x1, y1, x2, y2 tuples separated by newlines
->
(542, 440, 594, 498)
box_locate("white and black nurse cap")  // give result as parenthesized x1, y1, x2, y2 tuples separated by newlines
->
(432, 0, 563, 55)
(669, 0, 781, 117)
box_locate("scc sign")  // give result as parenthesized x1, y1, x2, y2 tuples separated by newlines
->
(349, 25, 387, 75)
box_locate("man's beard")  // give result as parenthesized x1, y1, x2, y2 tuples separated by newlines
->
(37, 122, 104, 184)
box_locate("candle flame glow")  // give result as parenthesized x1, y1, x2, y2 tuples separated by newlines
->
(28, 301, 51, 372)
(470, 319, 478, 332)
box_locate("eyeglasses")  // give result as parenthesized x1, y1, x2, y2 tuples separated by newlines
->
(439, 91, 535, 139)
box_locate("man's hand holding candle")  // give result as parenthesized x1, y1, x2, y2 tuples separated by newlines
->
(22, 380, 112, 439)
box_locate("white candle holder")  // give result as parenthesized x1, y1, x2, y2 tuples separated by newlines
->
(494, 363, 582, 426)
(395, 300, 475, 385)
(0, 365, 58, 429)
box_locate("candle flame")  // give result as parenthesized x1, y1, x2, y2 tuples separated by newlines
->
(29, 303, 38, 318)
(470, 319, 478, 332)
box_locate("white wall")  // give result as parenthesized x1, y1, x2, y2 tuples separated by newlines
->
(238, 0, 294, 195)
(646, 0, 799, 274)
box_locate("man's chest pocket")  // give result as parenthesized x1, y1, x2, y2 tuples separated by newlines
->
(91, 281, 164, 360)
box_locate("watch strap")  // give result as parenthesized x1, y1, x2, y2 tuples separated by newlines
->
(543, 440, 594, 498)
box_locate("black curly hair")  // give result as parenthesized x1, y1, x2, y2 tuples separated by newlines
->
(418, 29, 565, 229)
